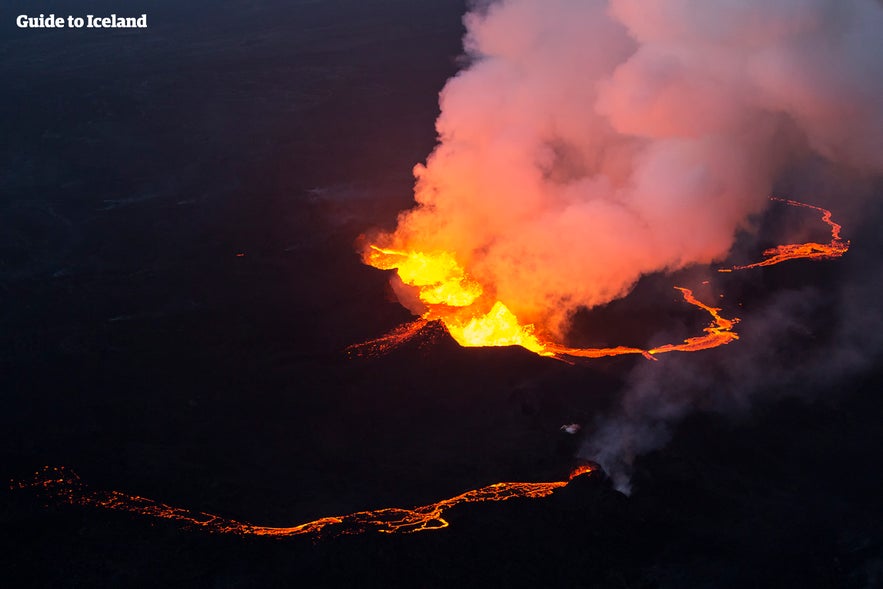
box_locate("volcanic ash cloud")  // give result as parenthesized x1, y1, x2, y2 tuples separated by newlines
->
(375, 0, 883, 337)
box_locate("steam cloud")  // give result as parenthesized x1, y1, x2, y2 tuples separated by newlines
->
(376, 0, 883, 492)
(381, 0, 883, 336)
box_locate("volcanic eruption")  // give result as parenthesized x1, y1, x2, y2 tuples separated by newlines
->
(355, 0, 882, 497)
(362, 0, 881, 358)
(12, 0, 883, 550)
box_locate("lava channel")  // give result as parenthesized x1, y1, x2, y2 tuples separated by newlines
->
(718, 197, 849, 272)
(14, 465, 593, 539)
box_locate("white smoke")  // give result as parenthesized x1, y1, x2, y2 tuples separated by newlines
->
(378, 0, 883, 493)
(380, 0, 883, 338)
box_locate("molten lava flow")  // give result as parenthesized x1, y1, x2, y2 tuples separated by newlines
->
(719, 197, 849, 272)
(546, 287, 740, 359)
(15, 465, 593, 539)
(567, 464, 594, 480)
(364, 245, 740, 360)
(649, 287, 740, 354)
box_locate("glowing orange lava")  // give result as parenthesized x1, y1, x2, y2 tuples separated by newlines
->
(362, 197, 848, 360)
(546, 287, 739, 359)
(355, 257, 740, 361)
(14, 465, 593, 539)
(346, 318, 431, 358)
(365, 246, 552, 355)
(719, 197, 849, 272)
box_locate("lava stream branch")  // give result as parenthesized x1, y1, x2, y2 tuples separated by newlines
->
(545, 287, 740, 360)
(719, 197, 849, 272)
(14, 465, 593, 539)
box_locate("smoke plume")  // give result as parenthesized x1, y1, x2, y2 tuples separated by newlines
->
(583, 223, 883, 493)
(378, 0, 883, 336)
(370, 0, 883, 492)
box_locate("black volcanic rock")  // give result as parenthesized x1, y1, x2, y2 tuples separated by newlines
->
(2, 1, 883, 588)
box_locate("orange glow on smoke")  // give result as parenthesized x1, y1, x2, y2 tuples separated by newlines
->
(719, 197, 849, 272)
(362, 197, 850, 360)
(15, 465, 592, 539)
